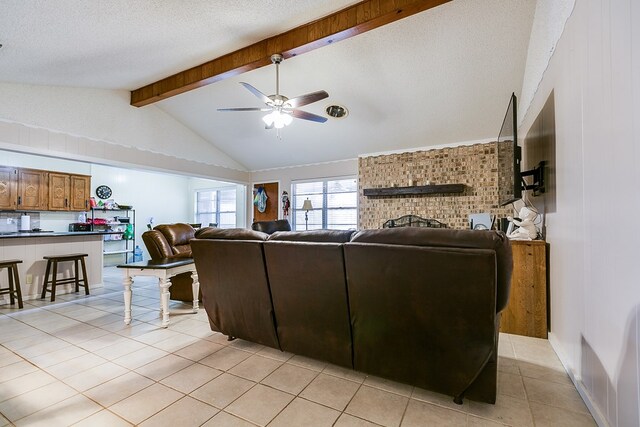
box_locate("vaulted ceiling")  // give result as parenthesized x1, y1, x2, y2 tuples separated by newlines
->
(0, 0, 536, 171)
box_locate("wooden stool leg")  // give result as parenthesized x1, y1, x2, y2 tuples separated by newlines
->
(74, 259, 80, 292)
(7, 266, 15, 305)
(41, 260, 51, 299)
(50, 260, 58, 302)
(12, 265, 23, 309)
(80, 257, 89, 295)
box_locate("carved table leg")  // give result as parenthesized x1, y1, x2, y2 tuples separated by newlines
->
(191, 271, 199, 313)
(159, 277, 171, 328)
(123, 275, 133, 325)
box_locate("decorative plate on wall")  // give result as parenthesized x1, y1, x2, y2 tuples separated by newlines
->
(96, 185, 112, 199)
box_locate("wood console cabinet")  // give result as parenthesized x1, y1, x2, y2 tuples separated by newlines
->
(500, 240, 548, 339)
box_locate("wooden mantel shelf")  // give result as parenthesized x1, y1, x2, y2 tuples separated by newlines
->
(363, 184, 465, 197)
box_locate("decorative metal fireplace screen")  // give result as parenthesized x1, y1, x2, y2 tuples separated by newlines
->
(382, 215, 447, 229)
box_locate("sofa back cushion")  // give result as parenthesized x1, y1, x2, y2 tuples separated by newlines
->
(350, 228, 513, 312)
(195, 227, 269, 241)
(154, 223, 195, 257)
(264, 240, 353, 367)
(268, 229, 355, 243)
(142, 230, 173, 260)
(190, 232, 279, 349)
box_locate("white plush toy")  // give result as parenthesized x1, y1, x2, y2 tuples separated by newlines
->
(507, 206, 538, 240)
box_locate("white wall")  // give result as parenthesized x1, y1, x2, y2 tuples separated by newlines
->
(1, 149, 250, 259)
(89, 164, 191, 261)
(250, 159, 357, 227)
(519, 0, 640, 425)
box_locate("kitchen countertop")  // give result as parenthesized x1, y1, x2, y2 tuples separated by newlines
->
(0, 231, 123, 239)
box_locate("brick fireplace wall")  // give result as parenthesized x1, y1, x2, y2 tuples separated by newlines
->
(358, 142, 512, 230)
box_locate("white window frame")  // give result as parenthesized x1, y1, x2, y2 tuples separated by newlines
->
(291, 176, 358, 230)
(194, 188, 237, 228)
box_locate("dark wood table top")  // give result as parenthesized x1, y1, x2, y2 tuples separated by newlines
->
(117, 258, 194, 270)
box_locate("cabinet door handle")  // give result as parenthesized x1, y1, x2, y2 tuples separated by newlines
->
(64, 198, 68, 207)
(85, 200, 88, 209)
(18, 196, 21, 205)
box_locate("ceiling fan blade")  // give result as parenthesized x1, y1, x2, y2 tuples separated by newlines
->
(217, 107, 272, 112)
(291, 109, 328, 123)
(286, 90, 329, 108)
(240, 82, 272, 105)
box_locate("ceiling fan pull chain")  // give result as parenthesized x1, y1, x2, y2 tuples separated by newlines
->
(275, 61, 280, 98)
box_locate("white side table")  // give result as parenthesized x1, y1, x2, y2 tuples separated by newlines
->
(117, 258, 199, 328)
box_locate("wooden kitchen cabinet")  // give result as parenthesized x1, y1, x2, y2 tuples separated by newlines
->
(49, 173, 90, 211)
(48, 172, 70, 211)
(70, 175, 91, 211)
(500, 240, 548, 339)
(1, 165, 91, 212)
(0, 166, 18, 210)
(17, 168, 48, 211)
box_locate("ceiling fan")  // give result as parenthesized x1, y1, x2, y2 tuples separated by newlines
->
(218, 54, 328, 129)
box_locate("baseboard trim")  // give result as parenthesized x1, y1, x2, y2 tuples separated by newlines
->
(547, 332, 610, 427)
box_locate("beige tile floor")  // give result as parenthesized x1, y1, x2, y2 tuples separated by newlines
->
(0, 267, 596, 426)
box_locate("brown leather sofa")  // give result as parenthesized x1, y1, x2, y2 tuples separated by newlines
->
(191, 227, 512, 404)
(142, 223, 198, 302)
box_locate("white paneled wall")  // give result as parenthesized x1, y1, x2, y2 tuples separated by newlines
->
(519, 0, 640, 425)
(0, 120, 250, 183)
(0, 82, 245, 171)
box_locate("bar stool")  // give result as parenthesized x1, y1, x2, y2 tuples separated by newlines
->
(41, 254, 89, 302)
(0, 260, 23, 309)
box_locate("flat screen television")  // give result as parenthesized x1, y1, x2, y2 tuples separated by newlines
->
(497, 93, 522, 206)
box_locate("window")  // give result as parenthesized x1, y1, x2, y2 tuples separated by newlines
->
(195, 188, 236, 228)
(292, 178, 357, 230)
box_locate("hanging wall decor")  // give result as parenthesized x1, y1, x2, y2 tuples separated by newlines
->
(281, 191, 290, 218)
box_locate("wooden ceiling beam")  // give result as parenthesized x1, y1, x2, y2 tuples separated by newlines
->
(130, 0, 451, 107)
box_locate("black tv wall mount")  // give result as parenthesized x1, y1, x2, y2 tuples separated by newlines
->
(521, 161, 545, 196)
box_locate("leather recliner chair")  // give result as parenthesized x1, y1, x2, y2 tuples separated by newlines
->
(142, 223, 198, 302)
(251, 219, 291, 234)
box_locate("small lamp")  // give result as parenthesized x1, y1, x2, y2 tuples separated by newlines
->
(302, 198, 313, 230)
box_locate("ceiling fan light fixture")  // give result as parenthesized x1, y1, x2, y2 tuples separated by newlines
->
(219, 53, 329, 130)
(263, 110, 292, 129)
(262, 112, 275, 127)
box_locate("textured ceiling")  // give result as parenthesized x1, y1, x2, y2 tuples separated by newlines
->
(0, 0, 536, 171)
(0, 0, 358, 89)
